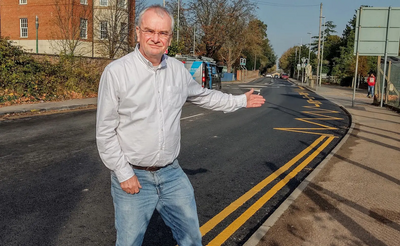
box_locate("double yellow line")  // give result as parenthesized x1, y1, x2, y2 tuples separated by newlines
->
(200, 135, 335, 245)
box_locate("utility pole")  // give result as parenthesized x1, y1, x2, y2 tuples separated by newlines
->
(193, 26, 195, 56)
(316, 3, 322, 86)
(177, 0, 180, 43)
(163, 0, 165, 7)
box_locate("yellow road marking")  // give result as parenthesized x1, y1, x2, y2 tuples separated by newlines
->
(274, 105, 344, 135)
(207, 136, 335, 245)
(199, 135, 326, 236)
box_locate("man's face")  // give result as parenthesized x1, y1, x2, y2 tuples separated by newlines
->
(136, 9, 172, 65)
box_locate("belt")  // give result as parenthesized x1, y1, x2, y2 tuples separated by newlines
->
(130, 162, 172, 172)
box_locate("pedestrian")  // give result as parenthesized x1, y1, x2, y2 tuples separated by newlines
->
(95, 4, 265, 246)
(367, 73, 376, 98)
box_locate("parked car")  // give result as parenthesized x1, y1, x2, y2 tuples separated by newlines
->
(281, 73, 289, 79)
(266, 74, 272, 78)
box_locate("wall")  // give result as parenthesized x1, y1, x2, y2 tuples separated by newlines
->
(236, 70, 260, 81)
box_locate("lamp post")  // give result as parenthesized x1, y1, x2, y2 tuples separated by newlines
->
(319, 17, 325, 85)
(307, 32, 312, 65)
(297, 39, 302, 80)
(307, 32, 312, 84)
(36, 15, 39, 53)
(294, 47, 297, 78)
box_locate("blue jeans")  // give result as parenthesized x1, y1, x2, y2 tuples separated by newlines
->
(368, 85, 375, 97)
(111, 159, 202, 246)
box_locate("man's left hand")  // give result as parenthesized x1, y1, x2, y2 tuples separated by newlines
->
(245, 88, 266, 108)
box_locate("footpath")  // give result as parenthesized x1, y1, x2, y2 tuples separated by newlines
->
(1, 80, 399, 246)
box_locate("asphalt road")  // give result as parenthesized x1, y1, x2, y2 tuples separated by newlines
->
(0, 78, 350, 246)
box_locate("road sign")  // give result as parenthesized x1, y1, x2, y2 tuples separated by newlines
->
(297, 64, 301, 71)
(240, 58, 246, 66)
(301, 57, 306, 63)
(354, 7, 400, 56)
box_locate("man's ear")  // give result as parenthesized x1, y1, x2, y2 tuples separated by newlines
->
(136, 26, 140, 42)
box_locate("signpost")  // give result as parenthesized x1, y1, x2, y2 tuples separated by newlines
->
(240, 58, 247, 81)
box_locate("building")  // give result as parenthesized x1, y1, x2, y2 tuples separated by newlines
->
(0, 0, 135, 58)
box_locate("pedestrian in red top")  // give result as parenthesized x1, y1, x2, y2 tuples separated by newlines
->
(367, 73, 376, 98)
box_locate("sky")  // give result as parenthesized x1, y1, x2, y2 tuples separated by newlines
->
(147, 0, 400, 59)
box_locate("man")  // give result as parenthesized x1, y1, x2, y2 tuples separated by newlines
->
(96, 5, 265, 246)
(367, 73, 376, 98)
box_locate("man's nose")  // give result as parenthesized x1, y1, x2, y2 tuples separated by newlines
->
(151, 33, 160, 42)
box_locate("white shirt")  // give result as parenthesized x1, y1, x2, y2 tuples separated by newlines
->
(96, 45, 247, 182)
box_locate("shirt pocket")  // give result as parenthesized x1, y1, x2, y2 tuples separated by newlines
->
(166, 85, 185, 108)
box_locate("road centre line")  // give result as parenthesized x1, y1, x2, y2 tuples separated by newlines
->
(207, 136, 335, 245)
(180, 113, 204, 120)
(199, 135, 326, 237)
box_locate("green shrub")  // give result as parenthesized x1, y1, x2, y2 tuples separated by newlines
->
(0, 37, 102, 105)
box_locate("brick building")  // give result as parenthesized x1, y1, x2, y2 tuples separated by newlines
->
(0, 0, 135, 57)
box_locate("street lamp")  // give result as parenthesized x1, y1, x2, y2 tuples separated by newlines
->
(36, 16, 39, 54)
(319, 17, 326, 85)
(297, 39, 302, 80)
(307, 32, 312, 65)
(307, 32, 312, 84)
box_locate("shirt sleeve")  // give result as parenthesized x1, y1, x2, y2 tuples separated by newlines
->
(186, 72, 247, 112)
(96, 66, 135, 183)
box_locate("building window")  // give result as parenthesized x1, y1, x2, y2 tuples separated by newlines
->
(120, 22, 127, 41)
(80, 0, 88, 5)
(100, 21, 108, 39)
(100, 0, 108, 6)
(80, 19, 88, 39)
(20, 18, 28, 38)
(118, 0, 126, 8)
(19, 0, 27, 4)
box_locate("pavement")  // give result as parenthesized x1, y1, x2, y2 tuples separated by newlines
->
(1, 80, 400, 246)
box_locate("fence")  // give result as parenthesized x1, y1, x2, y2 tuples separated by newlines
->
(376, 56, 400, 110)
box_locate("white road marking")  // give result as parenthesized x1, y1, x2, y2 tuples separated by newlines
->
(181, 113, 204, 120)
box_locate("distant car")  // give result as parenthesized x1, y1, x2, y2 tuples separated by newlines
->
(274, 74, 279, 78)
(266, 74, 272, 78)
(281, 73, 289, 79)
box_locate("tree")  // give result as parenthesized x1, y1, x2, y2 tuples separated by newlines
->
(188, 0, 255, 57)
(242, 19, 267, 71)
(217, 16, 256, 73)
(51, 0, 92, 55)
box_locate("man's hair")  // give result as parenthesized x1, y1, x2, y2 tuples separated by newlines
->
(137, 5, 175, 32)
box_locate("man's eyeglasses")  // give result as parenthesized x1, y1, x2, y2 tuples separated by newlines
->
(139, 27, 172, 39)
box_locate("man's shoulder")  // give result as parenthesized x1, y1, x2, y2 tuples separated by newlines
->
(106, 52, 136, 71)
(165, 55, 186, 69)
